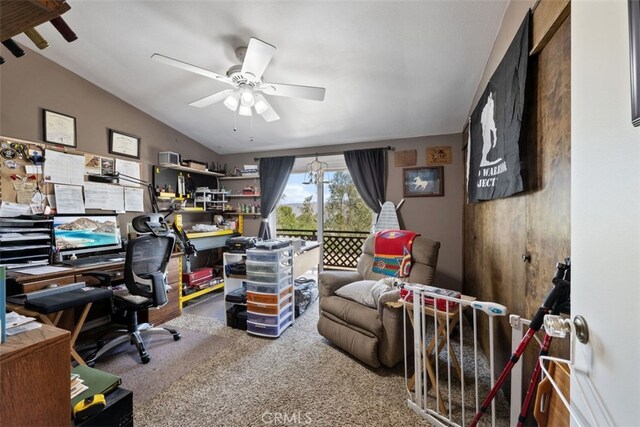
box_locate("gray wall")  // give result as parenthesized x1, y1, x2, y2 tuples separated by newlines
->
(222, 133, 464, 291)
(0, 43, 222, 229)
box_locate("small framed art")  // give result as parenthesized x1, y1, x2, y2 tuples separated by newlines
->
(109, 129, 140, 159)
(403, 166, 444, 197)
(43, 109, 77, 147)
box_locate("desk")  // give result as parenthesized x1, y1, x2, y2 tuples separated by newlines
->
(8, 286, 112, 366)
(180, 229, 236, 308)
(0, 324, 70, 427)
(7, 252, 183, 327)
(293, 241, 321, 278)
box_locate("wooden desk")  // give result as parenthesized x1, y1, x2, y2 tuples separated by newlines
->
(7, 252, 183, 327)
(0, 324, 71, 427)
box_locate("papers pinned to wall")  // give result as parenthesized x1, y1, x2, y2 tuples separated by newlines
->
(115, 159, 141, 187)
(83, 182, 124, 212)
(124, 187, 144, 212)
(44, 150, 85, 186)
(53, 184, 85, 213)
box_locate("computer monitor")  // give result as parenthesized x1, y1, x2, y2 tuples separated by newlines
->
(53, 214, 122, 256)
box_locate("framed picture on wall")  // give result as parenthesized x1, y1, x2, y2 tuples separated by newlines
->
(109, 129, 140, 159)
(403, 166, 444, 197)
(43, 109, 77, 147)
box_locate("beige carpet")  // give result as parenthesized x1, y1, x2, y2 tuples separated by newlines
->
(94, 300, 509, 426)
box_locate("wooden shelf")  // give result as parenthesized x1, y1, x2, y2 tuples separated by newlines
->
(218, 175, 259, 181)
(158, 164, 224, 177)
(227, 194, 260, 198)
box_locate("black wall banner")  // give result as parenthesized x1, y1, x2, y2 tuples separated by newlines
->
(467, 11, 530, 203)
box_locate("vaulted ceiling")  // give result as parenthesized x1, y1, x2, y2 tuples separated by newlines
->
(14, 1, 508, 154)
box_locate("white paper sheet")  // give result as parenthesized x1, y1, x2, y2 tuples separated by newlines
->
(0, 202, 32, 217)
(12, 266, 72, 275)
(83, 181, 124, 212)
(53, 184, 85, 213)
(115, 158, 141, 187)
(44, 150, 85, 185)
(124, 187, 144, 212)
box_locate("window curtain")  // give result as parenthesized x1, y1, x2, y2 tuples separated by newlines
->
(344, 148, 386, 215)
(258, 156, 295, 239)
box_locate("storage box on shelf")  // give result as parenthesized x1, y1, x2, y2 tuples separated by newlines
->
(245, 245, 294, 338)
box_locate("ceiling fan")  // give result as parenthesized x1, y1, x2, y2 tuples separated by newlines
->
(151, 38, 326, 122)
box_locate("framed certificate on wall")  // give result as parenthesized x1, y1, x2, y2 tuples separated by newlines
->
(43, 109, 77, 147)
(109, 129, 140, 159)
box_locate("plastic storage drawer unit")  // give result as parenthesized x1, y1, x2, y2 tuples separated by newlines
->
(247, 294, 293, 315)
(246, 285, 292, 304)
(246, 276, 291, 294)
(246, 269, 292, 283)
(247, 312, 293, 337)
(246, 259, 292, 274)
(247, 304, 293, 326)
(246, 247, 293, 263)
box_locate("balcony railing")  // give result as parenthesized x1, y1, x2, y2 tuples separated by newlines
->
(276, 229, 370, 269)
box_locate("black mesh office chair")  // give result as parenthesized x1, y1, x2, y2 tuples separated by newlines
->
(87, 214, 181, 365)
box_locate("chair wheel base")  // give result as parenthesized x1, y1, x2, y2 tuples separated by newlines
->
(173, 333, 182, 341)
(141, 354, 151, 364)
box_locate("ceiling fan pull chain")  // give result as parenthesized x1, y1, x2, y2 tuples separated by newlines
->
(233, 108, 238, 132)
(250, 114, 254, 142)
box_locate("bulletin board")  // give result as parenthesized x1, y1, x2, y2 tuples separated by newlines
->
(0, 135, 143, 216)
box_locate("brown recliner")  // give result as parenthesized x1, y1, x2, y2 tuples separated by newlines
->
(317, 234, 440, 368)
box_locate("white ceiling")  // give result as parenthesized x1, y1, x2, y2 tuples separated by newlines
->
(16, 1, 508, 154)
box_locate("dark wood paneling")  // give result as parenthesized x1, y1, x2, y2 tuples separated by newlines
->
(463, 13, 571, 399)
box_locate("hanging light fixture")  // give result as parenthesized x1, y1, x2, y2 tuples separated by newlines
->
(222, 84, 280, 122)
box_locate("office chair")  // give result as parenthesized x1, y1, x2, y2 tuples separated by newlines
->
(86, 214, 181, 365)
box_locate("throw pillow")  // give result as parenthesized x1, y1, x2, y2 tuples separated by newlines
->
(335, 279, 393, 309)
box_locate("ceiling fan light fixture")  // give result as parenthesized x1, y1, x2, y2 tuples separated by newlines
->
(238, 105, 252, 116)
(240, 87, 255, 106)
(224, 92, 240, 111)
(254, 94, 269, 114)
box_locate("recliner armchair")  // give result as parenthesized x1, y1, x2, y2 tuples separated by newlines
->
(87, 214, 181, 365)
(317, 234, 440, 368)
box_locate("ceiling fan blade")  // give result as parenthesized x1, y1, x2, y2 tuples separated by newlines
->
(189, 89, 234, 108)
(260, 83, 326, 101)
(151, 53, 233, 86)
(259, 106, 280, 122)
(256, 96, 280, 122)
(241, 38, 276, 80)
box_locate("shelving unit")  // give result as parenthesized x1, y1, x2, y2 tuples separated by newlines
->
(245, 245, 295, 338)
(159, 164, 224, 177)
(194, 189, 228, 212)
(0, 217, 53, 268)
(218, 175, 259, 181)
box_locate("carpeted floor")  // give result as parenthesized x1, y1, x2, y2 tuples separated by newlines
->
(93, 298, 509, 426)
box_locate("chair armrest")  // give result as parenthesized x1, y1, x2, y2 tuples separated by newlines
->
(82, 271, 121, 287)
(318, 270, 363, 298)
(378, 289, 400, 316)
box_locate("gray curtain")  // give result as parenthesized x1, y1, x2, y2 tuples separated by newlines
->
(258, 156, 295, 239)
(344, 148, 386, 214)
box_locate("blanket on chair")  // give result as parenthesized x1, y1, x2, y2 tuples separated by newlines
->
(372, 230, 420, 277)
